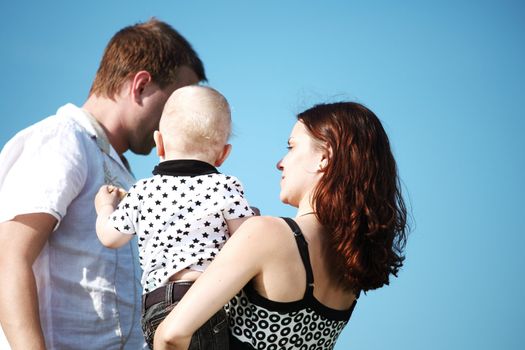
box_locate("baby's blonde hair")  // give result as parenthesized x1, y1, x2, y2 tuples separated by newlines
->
(159, 85, 231, 160)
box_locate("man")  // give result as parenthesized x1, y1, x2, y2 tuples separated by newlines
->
(0, 18, 206, 349)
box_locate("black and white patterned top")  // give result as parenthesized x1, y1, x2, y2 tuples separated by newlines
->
(227, 217, 358, 350)
(110, 159, 254, 294)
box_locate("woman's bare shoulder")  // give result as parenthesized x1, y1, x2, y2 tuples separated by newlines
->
(241, 215, 291, 234)
(233, 215, 294, 248)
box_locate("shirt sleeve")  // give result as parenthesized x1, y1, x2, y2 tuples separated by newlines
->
(0, 119, 88, 226)
(221, 176, 255, 220)
(109, 183, 141, 235)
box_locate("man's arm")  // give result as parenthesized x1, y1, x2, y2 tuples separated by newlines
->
(0, 213, 57, 350)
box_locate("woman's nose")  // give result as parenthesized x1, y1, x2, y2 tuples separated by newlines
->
(276, 159, 283, 171)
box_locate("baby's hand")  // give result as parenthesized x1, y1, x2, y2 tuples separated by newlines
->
(95, 185, 127, 214)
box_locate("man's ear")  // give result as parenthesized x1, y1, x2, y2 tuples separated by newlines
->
(131, 71, 152, 105)
(214, 144, 232, 167)
(154, 130, 165, 161)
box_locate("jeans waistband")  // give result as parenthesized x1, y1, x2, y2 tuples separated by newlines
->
(143, 281, 193, 309)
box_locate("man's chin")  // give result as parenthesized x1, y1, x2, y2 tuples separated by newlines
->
(130, 145, 154, 156)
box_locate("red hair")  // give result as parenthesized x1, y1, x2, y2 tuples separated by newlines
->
(298, 102, 407, 293)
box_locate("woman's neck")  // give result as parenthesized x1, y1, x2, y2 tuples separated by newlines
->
(296, 192, 316, 218)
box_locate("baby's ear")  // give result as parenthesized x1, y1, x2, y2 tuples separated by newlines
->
(214, 144, 232, 167)
(154, 130, 165, 160)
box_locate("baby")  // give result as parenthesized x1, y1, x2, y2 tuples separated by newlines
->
(95, 85, 254, 349)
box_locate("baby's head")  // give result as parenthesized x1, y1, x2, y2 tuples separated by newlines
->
(154, 85, 232, 166)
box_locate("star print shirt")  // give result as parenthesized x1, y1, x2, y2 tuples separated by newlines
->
(110, 159, 254, 294)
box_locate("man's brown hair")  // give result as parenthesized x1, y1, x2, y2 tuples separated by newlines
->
(89, 18, 206, 98)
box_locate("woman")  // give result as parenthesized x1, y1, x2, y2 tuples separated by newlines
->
(154, 101, 408, 349)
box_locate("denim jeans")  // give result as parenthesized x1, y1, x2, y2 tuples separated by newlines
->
(141, 281, 229, 350)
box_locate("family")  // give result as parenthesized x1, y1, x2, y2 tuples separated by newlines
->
(0, 19, 407, 350)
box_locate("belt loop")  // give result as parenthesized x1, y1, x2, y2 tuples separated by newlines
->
(165, 282, 172, 304)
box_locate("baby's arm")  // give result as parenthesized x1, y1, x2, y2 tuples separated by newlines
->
(95, 185, 132, 248)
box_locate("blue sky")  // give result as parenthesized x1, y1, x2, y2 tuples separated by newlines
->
(1, 1, 524, 349)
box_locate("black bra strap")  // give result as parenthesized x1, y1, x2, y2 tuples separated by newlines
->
(281, 217, 315, 291)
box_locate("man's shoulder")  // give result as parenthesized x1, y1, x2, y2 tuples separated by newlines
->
(24, 104, 89, 138)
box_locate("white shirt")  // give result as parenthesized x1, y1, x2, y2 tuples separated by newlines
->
(110, 160, 254, 294)
(0, 104, 145, 349)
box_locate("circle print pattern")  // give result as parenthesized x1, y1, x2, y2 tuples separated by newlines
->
(228, 289, 350, 350)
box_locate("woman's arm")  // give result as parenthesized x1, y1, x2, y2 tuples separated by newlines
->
(153, 216, 279, 350)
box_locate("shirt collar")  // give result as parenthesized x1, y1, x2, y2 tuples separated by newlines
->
(57, 103, 133, 174)
(153, 159, 219, 177)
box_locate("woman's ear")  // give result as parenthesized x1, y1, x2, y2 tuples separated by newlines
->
(318, 149, 330, 172)
(154, 130, 165, 161)
(214, 144, 232, 167)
